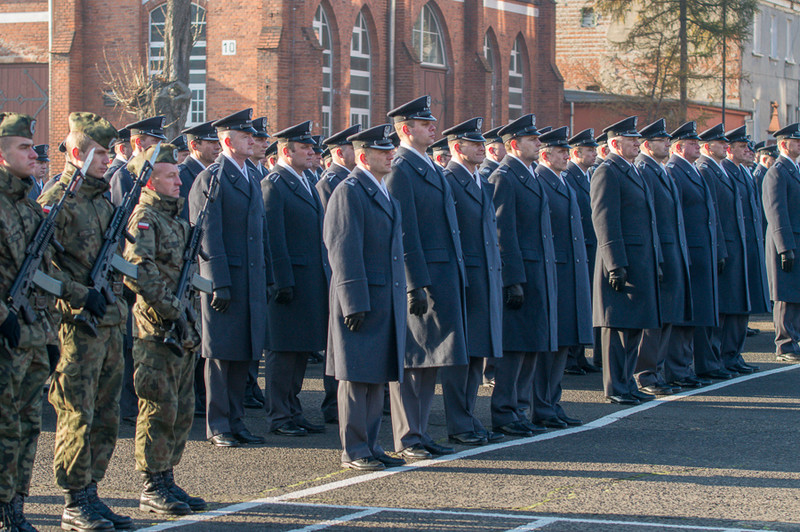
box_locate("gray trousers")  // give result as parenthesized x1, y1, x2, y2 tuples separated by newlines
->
(600, 327, 642, 397)
(532, 347, 569, 421)
(321, 352, 339, 422)
(440, 357, 486, 436)
(338, 381, 386, 463)
(490, 351, 539, 428)
(693, 325, 725, 375)
(516, 352, 536, 418)
(774, 301, 800, 355)
(266, 350, 309, 430)
(388, 367, 438, 451)
(714, 314, 748, 369)
(205, 359, 249, 438)
(664, 325, 696, 383)
(566, 345, 589, 370)
(591, 327, 603, 366)
(635, 324, 673, 388)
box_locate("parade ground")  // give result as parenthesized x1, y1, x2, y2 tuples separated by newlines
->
(23, 315, 800, 531)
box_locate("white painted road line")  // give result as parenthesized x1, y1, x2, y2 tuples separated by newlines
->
(139, 363, 800, 531)
(285, 508, 383, 532)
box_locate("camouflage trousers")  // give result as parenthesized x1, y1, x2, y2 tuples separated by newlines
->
(50, 322, 123, 489)
(133, 339, 195, 473)
(0, 343, 49, 502)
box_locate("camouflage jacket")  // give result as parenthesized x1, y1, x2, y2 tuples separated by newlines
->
(123, 188, 192, 343)
(37, 164, 127, 327)
(0, 165, 61, 347)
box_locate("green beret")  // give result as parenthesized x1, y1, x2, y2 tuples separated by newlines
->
(0, 112, 36, 139)
(68, 112, 118, 150)
(126, 143, 179, 177)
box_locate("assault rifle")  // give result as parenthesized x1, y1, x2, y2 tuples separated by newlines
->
(7, 148, 96, 324)
(163, 164, 220, 354)
(74, 144, 162, 336)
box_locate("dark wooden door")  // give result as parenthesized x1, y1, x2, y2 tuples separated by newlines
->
(422, 67, 447, 123)
(0, 64, 49, 144)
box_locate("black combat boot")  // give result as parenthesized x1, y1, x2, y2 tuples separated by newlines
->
(10, 494, 36, 532)
(85, 482, 133, 529)
(139, 472, 191, 516)
(61, 489, 113, 532)
(162, 469, 207, 511)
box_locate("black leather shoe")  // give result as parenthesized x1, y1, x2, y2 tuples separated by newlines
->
(694, 376, 713, 385)
(234, 429, 265, 444)
(558, 414, 583, 427)
(243, 396, 264, 409)
(671, 378, 700, 388)
(537, 417, 568, 429)
(208, 433, 239, 447)
(342, 458, 385, 471)
(374, 453, 406, 467)
(700, 369, 733, 380)
(630, 390, 656, 402)
(423, 442, 455, 455)
(742, 362, 760, 371)
(494, 422, 532, 437)
(448, 431, 487, 446)
(518, 420, 547, 433)
(777, 352, 800, 362)
(728, 363, 754, 374)
(746, 326, 760, 336)
(484, 431, 504, 442)
(296, 419, 326, 434)
(398, 444, 431, 459)
(564, 366, 586, 375)
(641, 384, 675, 395)
(580, 363, 602, 373)
(607, 394, 640, 405)
(272, 421, 308, 437)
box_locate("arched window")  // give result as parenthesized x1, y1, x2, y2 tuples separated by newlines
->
(350, 11, 371, 128)
(508, 37, 524, 120)
(484, 31, 499, 127)
(313, 5, 333, 138)
(413, 3, 446, 67)
(149, 4, 207, 125)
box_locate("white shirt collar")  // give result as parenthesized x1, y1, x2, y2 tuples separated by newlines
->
(401, 141, 436, 170)
(454, 161, 481, 188)
(277, 159, 306, 181)
(188, 154, 207, 169)
(358, 166, 390, 199)
(224, 154, 249, 179)
(113, 154, 128, 164)
(780, 154, 800, 172)
(539, 162, 566, 184)
(508, 154, 534, 178)
(702, 153, 725, 173)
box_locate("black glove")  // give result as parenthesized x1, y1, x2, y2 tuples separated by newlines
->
(344, 311, 366, 332)
(658, 265, 664, 283)
(781, 250, 795, 272)
(609, 267, 627, 292)
(407, 287, 428, 317)
(717, 258, 726, 275)
(0, 311, 21, 349)
(504, 283, 524, 309)
(274, 286, 294, 305)
(84, 289, 107, 318)
(210, 287, 231, 313)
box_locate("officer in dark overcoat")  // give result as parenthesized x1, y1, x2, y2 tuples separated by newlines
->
(103, 127, 130, 181)
(188, 109, 270, 447)
(324, 124, 407, 471)
(488, 114, 558, 436)
(384, 96, 468, 459)
(110, 117, 166, 204)
(316, 124, 361, 210)
(438, 118, 503, 446)
(722, 126, 767, 373)
(591, 116, 662, 404)
(663, 122, 718, 388)
(562, 128, 601, 375)
(762, 123, 800, 362)
(478, 126, 505, 180)
(696, 124, 747, 380)
(262, 121, 331, 436)
(534, 126, 591, 427)
(634, 119, 692, 395)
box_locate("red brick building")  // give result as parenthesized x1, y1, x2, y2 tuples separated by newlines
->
(0, 0, 564, 152)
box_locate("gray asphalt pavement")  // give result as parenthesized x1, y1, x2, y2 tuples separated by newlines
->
(23, 315, 800, 531)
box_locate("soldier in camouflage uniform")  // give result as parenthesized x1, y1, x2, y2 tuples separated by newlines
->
(38, 113, 133, 532)
(123, 145, 207, 515)
(0, 112, 64, 531)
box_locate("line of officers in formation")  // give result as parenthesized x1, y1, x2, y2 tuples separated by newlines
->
(1, 92, 800, 531)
